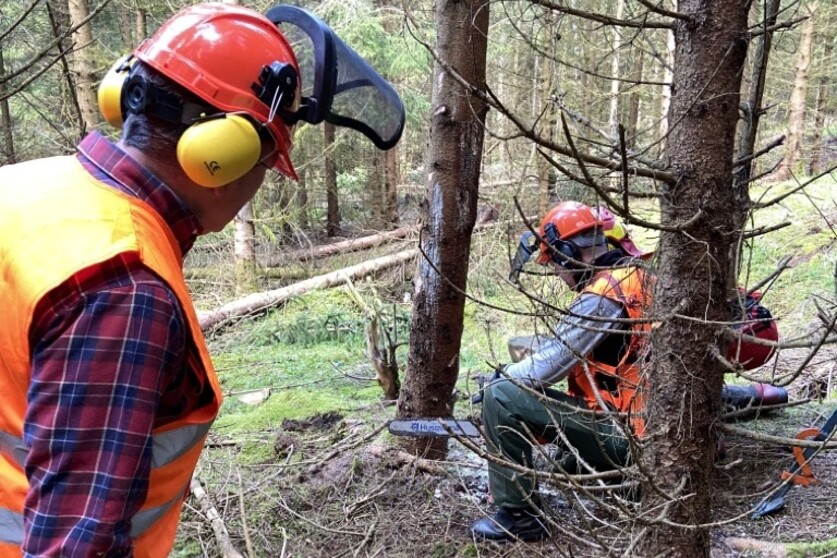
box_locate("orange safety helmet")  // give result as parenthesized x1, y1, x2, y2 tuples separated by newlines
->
(536, 201, 606, 265)
(133, 4, 301, 180)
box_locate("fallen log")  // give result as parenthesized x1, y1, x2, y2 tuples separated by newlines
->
(263, 226, 415, 267)
(198, 249, 418, 331)
(190, 476, 245, 558)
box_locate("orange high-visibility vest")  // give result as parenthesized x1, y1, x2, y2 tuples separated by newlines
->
(0, 156, 222, 558)
(566, 266, 652, 436)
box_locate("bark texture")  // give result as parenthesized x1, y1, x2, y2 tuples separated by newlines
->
(774, 5, 816, 181)
(66, 0, 100, 134)
(396, 0, 489, 458)
(637, 2, 749, 556)
(324, 122, 340, 237)
(234, 202, 257, 294)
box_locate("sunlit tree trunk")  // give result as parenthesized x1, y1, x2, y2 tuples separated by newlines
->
(135, 2, 147, 39)
(638, 1, 749, 555)
(775, 4, 817, 181)
(397, 0, 489, 459)
(234, 201, 257, 293)
(66, 0, 100, 135)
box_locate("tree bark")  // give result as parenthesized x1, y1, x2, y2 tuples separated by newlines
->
(626, 49, 643, 150)
(0, 45, 16, 165)
(732, 0, 781, 281)
(384, 147, 399, 227)
(396, 0, 489, 459)
(324, 122, 340, 237)
(774, 5, 817, 181)
(66, 0, 100, 135)
(234, 202, 257, 294)
(135, 2, 147, 39)
(637, 1, 749, 556)
(807, 5, 834, 175)
(657, 3, 676, 158)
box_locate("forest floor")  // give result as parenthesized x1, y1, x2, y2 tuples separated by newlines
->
(174, 346, 837, 558)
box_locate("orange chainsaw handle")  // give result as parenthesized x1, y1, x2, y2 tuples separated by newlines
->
(781, 427, 820, 486)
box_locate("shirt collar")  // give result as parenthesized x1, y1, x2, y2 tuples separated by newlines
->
(76, 132, 202, 254)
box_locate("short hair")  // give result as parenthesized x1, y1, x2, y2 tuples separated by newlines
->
(120, 62, 201, 165)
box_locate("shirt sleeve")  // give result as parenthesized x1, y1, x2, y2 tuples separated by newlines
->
(505, 293, 626, 388)
(23, 263, 186, 558)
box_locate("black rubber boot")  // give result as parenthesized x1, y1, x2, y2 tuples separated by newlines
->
(470, 507, 548, 542)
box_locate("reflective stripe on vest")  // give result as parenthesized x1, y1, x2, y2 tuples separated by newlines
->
(0, 433, 27, 468)
(0, 507, 24, 545)
(0, 421, 212, 545)
(0, 490, 181, 545)
(0, 156, 222, 555)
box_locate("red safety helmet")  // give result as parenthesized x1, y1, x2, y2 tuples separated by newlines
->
(536, 201, 605, 265)
(726, 290, 779, 370)
(133, 4, 301, 180)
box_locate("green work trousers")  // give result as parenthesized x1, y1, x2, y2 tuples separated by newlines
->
(482, 378, 629, 509)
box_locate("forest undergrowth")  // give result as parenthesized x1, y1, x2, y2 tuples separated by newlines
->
(175, 178, 837, 558)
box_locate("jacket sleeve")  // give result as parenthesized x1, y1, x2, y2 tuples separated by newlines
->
(504, 293, 626, 388)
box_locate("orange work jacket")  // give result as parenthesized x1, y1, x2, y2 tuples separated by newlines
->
(0, 156, 222, 558)
(566, 266, 652, 436)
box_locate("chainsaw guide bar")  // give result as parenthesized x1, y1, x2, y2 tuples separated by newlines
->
(387, 418, 482, 438)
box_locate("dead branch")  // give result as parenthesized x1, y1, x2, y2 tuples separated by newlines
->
(198, 249, 417, 331)
(262, 226, 415, 267)
(528, 0, 675, 28)
(190, 476, 245, 558)
(725, 537, 787, 557)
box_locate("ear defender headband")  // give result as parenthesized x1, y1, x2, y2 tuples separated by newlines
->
(97, 56, 298, 188)
(543, 221, 582, 269)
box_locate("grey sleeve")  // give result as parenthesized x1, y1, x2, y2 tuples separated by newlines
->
(504, 294, 626, 388)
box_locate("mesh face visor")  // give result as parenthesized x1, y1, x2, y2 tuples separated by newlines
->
(509, 231, 537, 283)
(266, 5, 405, 150)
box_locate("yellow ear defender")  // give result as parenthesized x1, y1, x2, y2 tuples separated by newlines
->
(97, 56, 134, 128)
(176, 114, 262, 188)
(96, 56, 268, 188)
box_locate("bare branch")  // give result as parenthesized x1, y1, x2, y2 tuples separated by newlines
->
(633, 0, 692, 21)
(528, 0, 675, 29)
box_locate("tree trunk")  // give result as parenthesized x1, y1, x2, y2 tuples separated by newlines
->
(296, 167, 309, 230)
(730, 0, 781, 287)
(626, 49, 643, 150)
(384, 147, 399, 227)
(657, 4, 676, 159)
(637, 1, 749, 556)
(234, 202, 257, 294)
(807, 5, 834, 175)
(396, 0, 489, 459)
(135, 2, 147, 39)
(774, 5, 817, 181)
(0, 45, 16, 165)
(324, 122, 340, 237)
(66, 0, 100, 135)
(608, 0, 626, 137)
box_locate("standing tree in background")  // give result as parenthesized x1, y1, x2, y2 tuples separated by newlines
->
(66, 0, 100, 136)
(775, 3, 817, 181)
(396, 0, 489, 458)
(324, 121, 341, 237)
